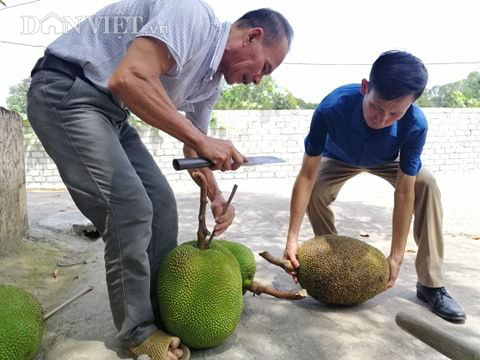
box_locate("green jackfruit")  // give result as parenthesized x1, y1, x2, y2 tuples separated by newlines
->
(296, 235, 389, 305)
(0, 285, 44, 360)
(214, 240, 256, 294)
(157, 173, 306, 350)
(157, 241, 243, 349)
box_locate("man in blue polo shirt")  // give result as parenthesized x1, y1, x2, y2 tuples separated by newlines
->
(284, 51, 466, 323)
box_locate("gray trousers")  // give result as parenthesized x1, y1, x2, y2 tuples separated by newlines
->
(27, 69, 178, 347)
(306, 157, 444, 288)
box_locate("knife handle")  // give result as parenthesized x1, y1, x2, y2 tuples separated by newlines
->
(173, 157, 214, 171)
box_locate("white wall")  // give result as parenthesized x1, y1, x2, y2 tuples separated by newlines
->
(23, 109, 480, 189)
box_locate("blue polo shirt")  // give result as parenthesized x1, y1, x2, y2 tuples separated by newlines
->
(304, 84, 428, 176)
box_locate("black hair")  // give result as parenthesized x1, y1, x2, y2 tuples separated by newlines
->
(369, 50, 428, 100)
(235, 8, 294, 49)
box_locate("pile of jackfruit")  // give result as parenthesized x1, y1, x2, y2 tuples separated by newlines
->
(0, 174, 389, 355)
(157, 234, 389, 349)
(156, 173, 389, 349)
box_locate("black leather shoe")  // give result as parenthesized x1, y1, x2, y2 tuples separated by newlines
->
(416, 282, 466, 323)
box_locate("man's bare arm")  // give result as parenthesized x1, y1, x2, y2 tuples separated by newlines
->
(386, 169, 416, 289)
(108, 37, 245, 170)
(285, 154, 322, 267)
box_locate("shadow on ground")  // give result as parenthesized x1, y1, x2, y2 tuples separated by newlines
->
(3, 181, 478, 360)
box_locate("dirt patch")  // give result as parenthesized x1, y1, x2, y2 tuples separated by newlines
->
(0, 235, 84, 316)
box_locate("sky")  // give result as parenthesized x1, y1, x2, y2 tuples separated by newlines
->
(0, 0, 479, 108)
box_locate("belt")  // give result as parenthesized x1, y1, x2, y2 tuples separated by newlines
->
(31, 52, 128, 111)
(31, 52, 92, 85)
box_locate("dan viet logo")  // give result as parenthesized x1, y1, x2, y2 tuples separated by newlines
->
(21, 11, 168, 36)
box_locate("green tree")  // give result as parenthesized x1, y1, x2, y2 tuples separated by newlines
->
(446, 91, 468, 108)
(418, 71, 480, 107)
(6, 75, 315, 122)
(0, 1, 6, 6)
(296, 97, 317, 109)
(6, 78, 31, 118)
(215, 76, 315, 110)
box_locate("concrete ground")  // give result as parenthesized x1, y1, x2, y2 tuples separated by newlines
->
(3, 172, 479, 360)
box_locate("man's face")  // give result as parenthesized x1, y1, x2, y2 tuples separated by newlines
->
(361, 79, 416, 129)
(221, 28, 288, 86)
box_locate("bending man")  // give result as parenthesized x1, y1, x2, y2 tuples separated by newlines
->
(284, 50, 465, 324)
(27, 1, 293, 358)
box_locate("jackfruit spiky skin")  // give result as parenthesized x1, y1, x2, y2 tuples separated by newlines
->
(297, 235, 389, 305)
(157, 242, 243, 349)
(214, 240, 256, 294)
(0, 285, 44, 360)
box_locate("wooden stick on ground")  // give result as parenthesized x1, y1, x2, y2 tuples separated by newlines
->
(44, 286, 94, 321)
(395, 312, 480, 360)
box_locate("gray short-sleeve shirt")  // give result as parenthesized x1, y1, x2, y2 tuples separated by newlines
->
(46, 0, 230, 133)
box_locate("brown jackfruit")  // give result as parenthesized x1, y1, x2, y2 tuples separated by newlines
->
(297, 235, 389, 305)
(261, 235, 389, 305)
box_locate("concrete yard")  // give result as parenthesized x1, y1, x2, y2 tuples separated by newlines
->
(2, 172, 479, 360)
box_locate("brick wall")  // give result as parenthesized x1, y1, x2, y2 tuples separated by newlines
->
(421, 108, 480, 172)
(0, 107, 28, 255)
(23, 109, 480, 189)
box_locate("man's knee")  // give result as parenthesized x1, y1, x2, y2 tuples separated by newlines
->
(107, 183, 154, 231)
(310, 180, 336, 208)
(130, 191, 154, 224)
(415, 169, 439, 194)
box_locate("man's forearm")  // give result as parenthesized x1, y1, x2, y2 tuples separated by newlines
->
(391, 190, 415, 262)
(184, 146, 223, 201)
(287, 155, 321, 242)
(109, 71, 205, 150)
(287, 174, 316, 242)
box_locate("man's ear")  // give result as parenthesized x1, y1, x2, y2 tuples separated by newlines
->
(360, 79, 369, 96)
(247, 27, 264, 43)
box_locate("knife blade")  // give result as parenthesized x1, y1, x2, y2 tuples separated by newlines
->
(173, 156, 285, 171)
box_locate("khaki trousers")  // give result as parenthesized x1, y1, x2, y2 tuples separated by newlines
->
(306, 157, 444, 287)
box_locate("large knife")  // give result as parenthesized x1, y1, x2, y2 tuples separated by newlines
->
(173, 156, 285, 171)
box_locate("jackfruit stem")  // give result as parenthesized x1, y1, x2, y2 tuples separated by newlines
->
(247, 281, 307, 300)
(206, 184, 238, 248)
(258, 251, 295, 273)
(192, 171, 209, 250)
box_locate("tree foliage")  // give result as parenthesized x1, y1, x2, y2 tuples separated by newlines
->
(215, 76, 316, 110)
(6, 78, 31, 118)
(296, 97, 317, 109)
(418, 71, 480, 107)
(7, 76, 316, 117)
